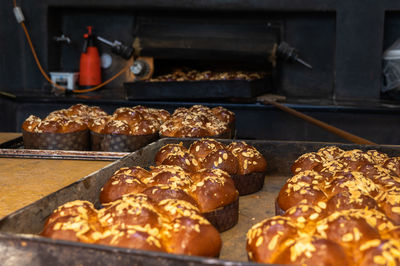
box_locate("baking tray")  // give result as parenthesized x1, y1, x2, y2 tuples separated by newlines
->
(0, 136, 129, 161)
(1, 139, 400, 266)
(125, 78, 271, 100)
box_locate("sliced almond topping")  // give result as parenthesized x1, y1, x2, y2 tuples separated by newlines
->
(254, 236, 263, 247)
(373, 255, 386, 265)
(309, 213, 319, 220)
(341, 233, 354, 242)
(317, 202, 327, 209)
(268, 235, 279, 250)
(392, 206, 400, 214)
(297, 217, 306, 223)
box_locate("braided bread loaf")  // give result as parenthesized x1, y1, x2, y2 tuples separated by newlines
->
(88, 105, 170, 136)
(22, 103, 107, 133)
(159, 105, 235, 138)
(42, 194, 221, 257)
(247, 146, 400, 265)
(155, 139, 267, 195)
(100, 164, 238, 232)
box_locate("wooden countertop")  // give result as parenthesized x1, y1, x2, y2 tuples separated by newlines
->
(0, 132, 112, 218)
(0, 132, 21, 144)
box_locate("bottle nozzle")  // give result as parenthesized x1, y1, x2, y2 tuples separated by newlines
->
(277, 42, 313, 70)
(295, 57, 313, 70)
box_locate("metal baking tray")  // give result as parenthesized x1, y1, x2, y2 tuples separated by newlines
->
(0, 136, 129, 161)
(1, 139, 400, 266)
(125, 78, 271, 100)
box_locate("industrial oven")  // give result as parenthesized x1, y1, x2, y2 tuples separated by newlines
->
(3, 1, 400, 266)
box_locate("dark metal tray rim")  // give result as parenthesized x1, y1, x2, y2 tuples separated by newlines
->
(0, 232, 257, 266)
(128, 78, 268, 85)
(0, 136, 130, 161)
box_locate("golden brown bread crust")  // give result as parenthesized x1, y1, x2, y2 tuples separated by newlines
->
(283, 204, 328, 231)
(357, 239, 400, 266)
(23, 104, 107, 133)
(156, 151, 200, 173)
(101, 119, 132, 135)
(273, 236, 350, 266)
(246, 216, 298, 263)
(189, 169, 239, 213)
(41, 200, 102, 243)
(325, 191, 380, 213)
(158, 139, 267, 176)
(247, 207, 396, 265)
(159, 105, 231, 138)
(375, 187, 400, 224)
(113, 108, 144, 125)
(43, 200, 99, 229)
(188, 138, 225, 162)
(316, 211, 381, 257)
(227, 142, 267, 175)
(366, 150, 390, 165)
(201, 148, 239, 175)
(42, 215, 94, 243)
(87, 116, 111, 133)
(22, 115, 41, 132)
(161, 216, 221, 256)
(291, 152, 325, 175)
(42, 196, 222, 257)
(98, 106, 166, 136)
(336, 149, 375, 171)
(326, 171, 380, 198)
(23, 104, 171, 136)
(96, 227, 164, 252)
(142, 185, 199, 208)
(157, 199, 222, 257)
(277, 170, 328, 211)
(100, 166, 152, 204)
(148, 165, 193, 189)
(317, 146, 345, 161)
(155, 143, 188, 165)
(250, 146, 400, 265)
(87, 105, 169, 136)
(100, 174, 147, 204)
(383, 157, 400, 177)
(156, 139, 267, 196)
(211, 106, 235, 125)
(100, 163, 238, 220)
(100, 194, 162, 230)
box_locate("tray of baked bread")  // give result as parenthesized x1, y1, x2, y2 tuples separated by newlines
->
(0, 103, 236, 160)
(1, 139, 400, 266)
(13, 103, 235, 154)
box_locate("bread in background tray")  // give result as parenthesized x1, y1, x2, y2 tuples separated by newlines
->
(159, 105, 235, 139)
(22, 104, 107, 150)
(88, 106, 169, 152)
